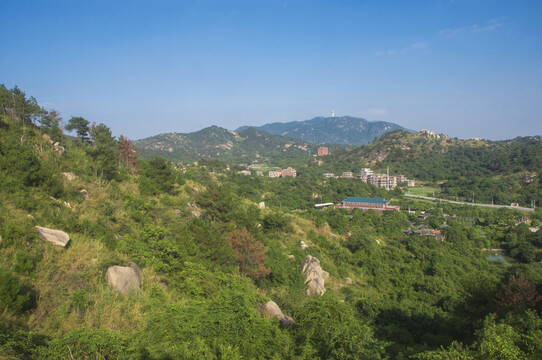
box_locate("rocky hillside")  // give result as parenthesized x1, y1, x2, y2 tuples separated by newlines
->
(134, 125, 319, 164)
(237, 116, 411, 145)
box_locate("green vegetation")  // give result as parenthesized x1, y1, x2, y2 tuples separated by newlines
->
(237, 115, 411, 146)
(407, 186, 439, 197)
(134, 125, 320, 164)
(1, 85, 542, 359)
(317, 130, 542, 208)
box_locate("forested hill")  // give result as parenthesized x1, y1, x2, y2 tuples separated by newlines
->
(324, 130, 542, 180)
(134, 126, 319, 164)
(317, 130, 542, 206)
(236, 116, 411, 145)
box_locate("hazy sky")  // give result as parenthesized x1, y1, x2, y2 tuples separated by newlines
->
(1, 0, 541, 140)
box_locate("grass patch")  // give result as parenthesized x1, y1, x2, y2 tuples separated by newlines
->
(407, 186, 439, 196)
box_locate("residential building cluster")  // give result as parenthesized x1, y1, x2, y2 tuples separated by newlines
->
(240, 167, 297, 178)
(268, 167, 297, 178)
(322, 167, 415, 188)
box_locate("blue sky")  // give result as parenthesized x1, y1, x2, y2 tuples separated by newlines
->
(1, 0, 541, 140)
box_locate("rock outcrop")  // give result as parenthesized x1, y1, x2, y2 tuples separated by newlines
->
(301, 255, 329, 296)
(61, 172, 77, 181)
(36, 226, 70, 247)
(106, 262, 142, 295)
(80, 189, 89, 200)
(54, 142, 65, 156)
(263, 301, 293, 327)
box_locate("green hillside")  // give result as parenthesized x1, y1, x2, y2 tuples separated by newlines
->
(1, 85, 542, 359)
(237, 116, 412, 145)
(313, 130, 542, 207)
(133, 126, 323, 165)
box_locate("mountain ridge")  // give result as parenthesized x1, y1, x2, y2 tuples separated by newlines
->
(134, 125, 324, 164)
(236, 115, 412, 145)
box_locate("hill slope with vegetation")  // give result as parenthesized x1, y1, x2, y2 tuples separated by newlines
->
(133, 126, 320, 165)
(1, 85, 542, 359)
(315, 130, 542, 207)
(237, 116, 411, 145)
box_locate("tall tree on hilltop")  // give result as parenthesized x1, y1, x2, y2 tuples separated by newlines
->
(0, 84, 9, 116)
(40, 110, 64, 142)
(0, 84, 45, 144)
(90, 122, 116, 148)
(88, 123, 118, 184)
(65, 116, 90, 143)
(7, 86, 43, 126)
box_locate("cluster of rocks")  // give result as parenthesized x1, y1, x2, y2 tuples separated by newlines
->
(186, 203, 201, 218)
(35, 226, 143, 295)
(43, 135, 65, 156)
(262, 254, 332, 326)
(30, 225, 343, 327)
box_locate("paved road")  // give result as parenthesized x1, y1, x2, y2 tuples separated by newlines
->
(404, 194, 535, 212)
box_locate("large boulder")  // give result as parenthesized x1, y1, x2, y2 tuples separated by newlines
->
(263, 301, 293, 327)
(301, 255, 329, 296)
(106, 262, 142, 295)
(36, 226, 70, 247)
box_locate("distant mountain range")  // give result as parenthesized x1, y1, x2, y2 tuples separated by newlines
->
(236, 116, 411, 146)
(134, 126, 317, 164)
(134, 116, 411, 164)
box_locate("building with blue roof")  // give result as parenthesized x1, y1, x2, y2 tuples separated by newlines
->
(337, 197, 399, 212)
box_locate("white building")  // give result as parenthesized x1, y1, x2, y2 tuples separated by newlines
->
(367, 174, 397, 189)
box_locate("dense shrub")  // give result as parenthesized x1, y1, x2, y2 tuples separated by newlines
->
(0, 269, 34, 313)
(36, 328, 130, 360)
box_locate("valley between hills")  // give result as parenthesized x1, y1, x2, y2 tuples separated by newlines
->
(1, 85, 542, 359)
